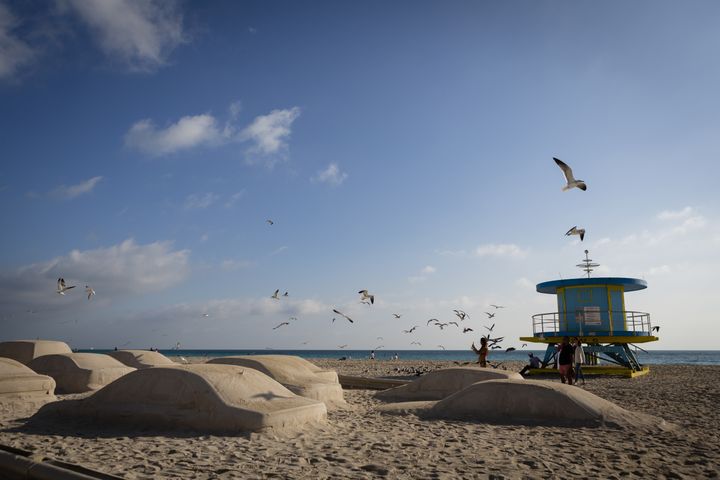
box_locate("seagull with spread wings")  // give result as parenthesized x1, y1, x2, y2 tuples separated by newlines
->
(484, 312, 496, 319)
(358, 289, 375, 304)
(85, 285, 95, 300)
(392, 313, 402, 319)
(332, 309, 354, 323)
(271, 289, 280, 300)
(273, 322, 290, 330)
(554, 157, 587, 191)
(56, 278, 76, 295)
(566, 226, 586, 242)
(403, 326, 419, 333)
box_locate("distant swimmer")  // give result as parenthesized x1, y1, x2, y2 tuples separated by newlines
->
(56, 278, 76, 295)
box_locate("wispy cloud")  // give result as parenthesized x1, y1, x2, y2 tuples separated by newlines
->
(224, 190, 246, 208)
(51, 176, 103, 199)
(220, 259, 253, 271)
(61, 0, 187, 72)
(270, 246, 288, 256)
(657, 206, 694, 221)
(408, 265, 437, 283)
(240, 107, 301, 166)
(0, 3, 37, 80)
(312, 163, 348, 186)
(125, 114, 224, 156)
(475, 243, 527, 258)
(184, 192, 219, 209)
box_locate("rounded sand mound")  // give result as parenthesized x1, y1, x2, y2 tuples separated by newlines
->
(425, 379, 671, 429)
(0, 357, 57, 412)
(107, 350, 175, 369)
(28, 353, 135, 393)
(207, 355, 345, 407)
(0, 340, 72, 365)
(32, 364, 327, 433)
(375, 367, 522, 402)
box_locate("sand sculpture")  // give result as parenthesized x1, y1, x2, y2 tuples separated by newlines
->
(0, 357, 57, 412)
(107, 349, 176, 369)
(375, 366, 522, 402)
(31, 364, 327, 433)
(378, 379, 671, 430)
(0, 340, 72, 365)
(207, 355, 345, 407)
(27, 353, 136, 394)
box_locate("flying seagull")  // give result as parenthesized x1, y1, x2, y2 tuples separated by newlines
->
(427, 318, 440, 326)
(332, 309, 353, 323)
(377, 336, 384, 340)
(338, 344, 348, 349)
(375, 345, 384, 350)
(437, 345, 446, 350)
(283, 291, 289, 297)
(449, 321, 459, 328)
(361, 300, 372, 306)
(505, 347, 516, 353)
(436, 322, 448, 330)
(484, 312, 496, 319)
(489, 304, 505, 309)
(565, 226, 586, 242)
(271, 289, 280, 300)
(85, 285, 95, 300)
(201, 313, 210, 318)
(273, 322, 290, 330)
(411, 341, 422, 346)
(358, 290, 375, 304)
(392, 314, 402, 319)
(485, 323, 495, 332)
(652, 326, 660, 332)
(554, 157, 587, 191)
(463, 327, 474, 333)
(266, 219, 274, 225)
(403, 326, 419, 333)
(453, 309, 469, 320)
(521, 343, 528, 348)
(56, 278, 76, 295)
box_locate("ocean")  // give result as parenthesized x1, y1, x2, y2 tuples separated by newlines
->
(83, 349, 720, 366)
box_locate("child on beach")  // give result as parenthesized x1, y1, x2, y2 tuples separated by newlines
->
(471, 337, 488, 367)
(557, 336, 575, 385)
(573, 337, 586, 385)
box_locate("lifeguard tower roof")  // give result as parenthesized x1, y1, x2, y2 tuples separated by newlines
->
(536, 277, 647, 294)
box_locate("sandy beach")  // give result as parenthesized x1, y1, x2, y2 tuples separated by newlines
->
(1, 359, 719, 479)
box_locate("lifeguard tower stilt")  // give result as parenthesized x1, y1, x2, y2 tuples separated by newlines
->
(520, 251, 658, 377)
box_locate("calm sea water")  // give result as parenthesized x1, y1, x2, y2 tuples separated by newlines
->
(85, 349, 720, 366)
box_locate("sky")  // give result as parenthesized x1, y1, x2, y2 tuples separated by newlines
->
(1, 0, 719, 350)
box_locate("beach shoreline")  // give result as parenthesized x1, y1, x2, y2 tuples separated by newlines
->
(1, 360, 718, 479)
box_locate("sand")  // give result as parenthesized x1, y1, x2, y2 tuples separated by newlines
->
(0, 359, 718, 479)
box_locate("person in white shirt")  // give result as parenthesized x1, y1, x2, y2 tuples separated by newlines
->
(573, 337, 586, 385)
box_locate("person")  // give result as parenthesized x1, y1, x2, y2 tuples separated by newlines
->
(557, 336, 575, 385)
(519, 352, 541, 376)
(471, 337, 488, 367)
(573, 337, 586, 385)
(369, 350, 375, 360)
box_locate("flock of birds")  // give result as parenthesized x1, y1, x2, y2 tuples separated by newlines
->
(56, 278, 95, 300)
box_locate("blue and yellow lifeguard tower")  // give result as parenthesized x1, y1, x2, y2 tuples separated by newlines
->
(520, 251, 658, 377)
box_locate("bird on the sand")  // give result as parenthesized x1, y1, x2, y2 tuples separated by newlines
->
(489, 304, 505, 309)
(485, 323, 495, 332)
(332, 309, 353, 323)
(273, 322, 290, 330)
(505, 347, 516, 353)
(565, 226, 586, 242)
(358, 290, 375, 304)
(437, 345, 446, 350)
(463, 327, 474, 333)
(403, 326, 418, 333)
(271, 289, 280, 299)
(56, 278, 76, 295)
(554, 157, 587, 191)
(652, 326, 660, 332)
(484, 312, 496, 319)
(266, 219, 274, 225)
(453, 309, 469, 320)
(392, 314, 402, 319)
(85, 285, 95, 300)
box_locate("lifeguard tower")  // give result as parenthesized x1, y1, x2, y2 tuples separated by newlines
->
(520, 250, 658, 377)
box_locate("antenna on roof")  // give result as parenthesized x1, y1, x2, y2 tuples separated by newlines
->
(576, 249, 599, 278)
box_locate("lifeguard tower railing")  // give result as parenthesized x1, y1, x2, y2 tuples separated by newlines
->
(531, 310, 652, 337)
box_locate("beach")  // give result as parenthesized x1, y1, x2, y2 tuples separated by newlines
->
(1, 359, 718, 479)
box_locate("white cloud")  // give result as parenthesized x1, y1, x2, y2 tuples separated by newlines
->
(421, 265, 436, 274)
(51, 176, 103, 199)
(657, 206, 694, 221)
(199, 233, 209, 242)
(475, 243, 527, 258)
(224, 190, 246, 208)
(312, 163, 348, 186)
(62, 0, 186, 71)
(220, 259, 253, 271)
(0, 3, 36, 80)
(0, 238, 189, 309)
(270, 246, 288, 256)
(240, 107, 301, 165)
(184, 192, 219, 209)
(125, 114, 223, 156)
(408, 265, 437, 283)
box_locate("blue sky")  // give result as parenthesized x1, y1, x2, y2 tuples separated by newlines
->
(1, 0, 719, 350)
